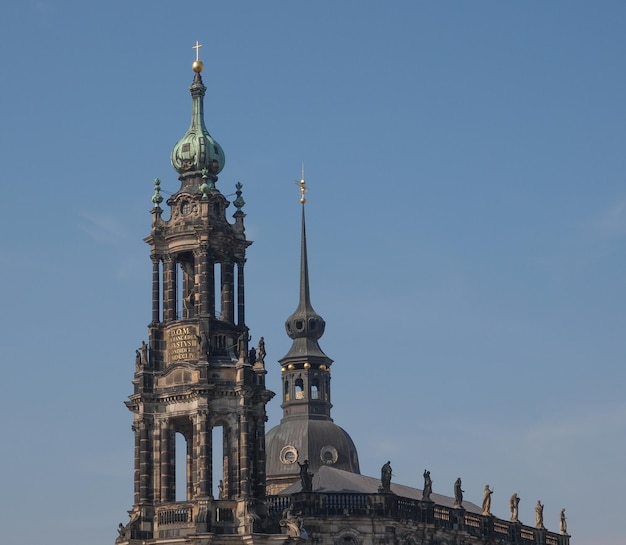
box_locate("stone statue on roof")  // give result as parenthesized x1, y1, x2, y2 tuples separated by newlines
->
(380, 461, 392, 492)
(535, 501, 545, 529)
(422, 470, 432, 500)
(453, 478, 464, 508)
(510, 493, 520, 522)
(298, 459, 313, 492)
(482, 485, 493, 515)
(560, 508, 567, 535)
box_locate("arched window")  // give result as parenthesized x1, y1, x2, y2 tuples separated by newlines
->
(295, 378, 304, 399)
(175, 432, 189, 501)
(336, 533, 360, 545)
(311, 378, 320, 400)
(212, 425, 225, 499)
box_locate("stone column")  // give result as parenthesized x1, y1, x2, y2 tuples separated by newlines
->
(168, 423, 176, 502)
(186, 430, 193, 501)
(237, 260, 245, 327)
(221, 262, 234, 323)
(222, 426, 232, 499)
(194, 411, 210, 498)
(163, 255, 177, 322)
(207, 254, 215, 318)
(182, 262, 194, 319)
(195, 247, 209, 317)
(151, 254, 161, 324)
(153, 419, 162, 502)
(132, 420, 141, 504)
(208, 423, 214, 498)
(255, 414, 267, 499)
(238, 411, 250, 498)
(138, 418, 151, 503)
(160, 420, 172, 502)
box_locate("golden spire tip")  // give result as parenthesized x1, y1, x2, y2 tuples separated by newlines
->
(296, 163, 307, 204)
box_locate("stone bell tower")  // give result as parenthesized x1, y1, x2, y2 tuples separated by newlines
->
(116, 45, 276, 544)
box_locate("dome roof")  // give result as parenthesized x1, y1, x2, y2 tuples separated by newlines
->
(171, 71, 225, 177)
(266, 417, 360, 479)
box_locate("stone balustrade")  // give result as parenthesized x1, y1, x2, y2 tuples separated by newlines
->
(267, 492, 569, 545)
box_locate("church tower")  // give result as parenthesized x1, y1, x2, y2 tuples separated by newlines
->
(113, 46, 571, 545)
(265, 177, 360, 494)
(116, 47, 276, 543)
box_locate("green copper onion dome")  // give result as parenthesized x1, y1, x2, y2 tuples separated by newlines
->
(171, 62, 225, 178)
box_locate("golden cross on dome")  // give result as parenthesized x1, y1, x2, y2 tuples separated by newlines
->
(192, 40, 203, 61)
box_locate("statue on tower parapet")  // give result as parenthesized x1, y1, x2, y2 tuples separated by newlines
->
(238, 330, 250, 361)
(197, 327, 210, 360)
(140, 341, 148, 366)
(257, 337, 266, 363)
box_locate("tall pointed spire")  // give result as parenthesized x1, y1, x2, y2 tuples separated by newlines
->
(281, 172, 327, 359)
(297, 170, 312, 314)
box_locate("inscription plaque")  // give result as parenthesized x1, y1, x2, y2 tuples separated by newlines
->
(166, 325, 198, 363)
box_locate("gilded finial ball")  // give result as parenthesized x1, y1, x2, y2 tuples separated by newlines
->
(192, 60, 204, 73)
(304, 362, 311, 369)
(288, 364, 295, 370)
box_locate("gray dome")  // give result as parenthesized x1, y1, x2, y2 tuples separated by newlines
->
(266, 417, 360, 480)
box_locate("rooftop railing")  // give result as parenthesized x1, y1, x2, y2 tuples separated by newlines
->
(267, 492, 569, 545)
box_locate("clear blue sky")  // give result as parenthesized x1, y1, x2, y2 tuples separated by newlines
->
(1, 2, 624, 544)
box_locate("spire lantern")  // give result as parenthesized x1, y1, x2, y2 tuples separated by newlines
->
(283, 174, 326, 345)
